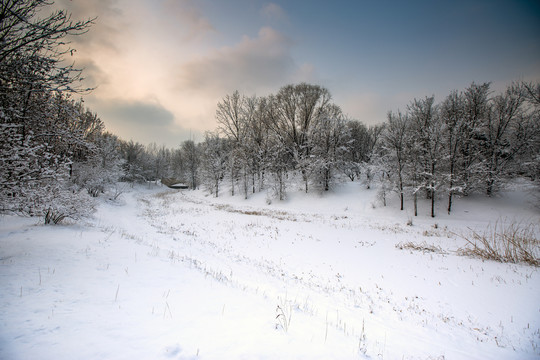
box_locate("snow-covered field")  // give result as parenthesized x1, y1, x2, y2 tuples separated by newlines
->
(1, 182, 539, 359)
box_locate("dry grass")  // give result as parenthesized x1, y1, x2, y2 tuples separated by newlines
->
(396, 241, 446, 254)
(456, 220, 540, 267)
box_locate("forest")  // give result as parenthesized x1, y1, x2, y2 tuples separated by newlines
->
(1, 0, 539, 224)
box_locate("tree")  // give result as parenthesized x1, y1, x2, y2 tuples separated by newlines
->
(182, 140, 200, 190)
(0, 0, 93, 95)
(460, 82, 491, 195)
(481, 83, 528, 196)
(216, 90, 246, 196)
(363, 124, 385, 189)
(310, 104, 348, 191)
(343, 120, 370, 181)
(521, 82, 540, 185)
(408, 96, 443, 217)
(382, 111, 409, 210)
(201, 131, 228, 197)
(247, 95, 272, 193)
(440, 90, 465, 214)
(266, 133, 291, 201)
(0, 0, 96, 223)
(272, 83, 333, 193)
(72, 132, 124, 197)
(120, 140, 149, 183)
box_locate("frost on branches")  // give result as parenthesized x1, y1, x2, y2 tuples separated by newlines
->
(0, 124, 94, 223)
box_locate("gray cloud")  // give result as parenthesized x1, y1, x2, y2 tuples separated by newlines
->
(87, 98, 196, 147)
(76, 58, 109, 89)
(175, 27, 305, 96)
(97, 99, 174, 126)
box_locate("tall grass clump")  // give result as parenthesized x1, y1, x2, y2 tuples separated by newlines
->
(457, 219, 539, 267)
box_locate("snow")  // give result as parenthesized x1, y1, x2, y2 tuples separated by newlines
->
(1, 182, 539, 359)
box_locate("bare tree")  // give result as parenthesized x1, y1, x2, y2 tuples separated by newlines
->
(482, 83, 529, 196)
(408, 96, 443, 217)
(272, 83, 333, 193)
(310, 104, 347, 191)
(182, 140, 200, 190)
(460, 82, 491, 195)
(440, 90, 465, 214)
(382, 111, 409, 210)
(201, 131, 228, 197)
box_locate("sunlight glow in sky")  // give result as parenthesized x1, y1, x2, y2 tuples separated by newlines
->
(58, 0, 540, 147)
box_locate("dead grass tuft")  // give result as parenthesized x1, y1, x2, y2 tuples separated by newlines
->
(455, 220, 540, 267)
(396, 241, 446, 254)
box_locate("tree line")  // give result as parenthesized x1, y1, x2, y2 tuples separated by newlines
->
(196, 81, 539, 218)
(379, 82, 539, 217)
(1, 1, 539, 223)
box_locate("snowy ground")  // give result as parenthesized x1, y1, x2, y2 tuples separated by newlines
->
(1, 182, 539, 359)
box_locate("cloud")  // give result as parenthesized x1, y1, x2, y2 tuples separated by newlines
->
(54, 0, 124, 52)
(336, 92, 387, 125)
(49, 2, 319, 144)
(76, 58, 109, 89)
(162, 0, 215, 41)
(169, 26, 320, 132)
(53, 0, 128, 95)
(166, 26, 324, 132)
(97, 99, 174, 126)
(260, 3, 288, 22)
(176, 27, 302, 95)
(88, 98, 196, 147)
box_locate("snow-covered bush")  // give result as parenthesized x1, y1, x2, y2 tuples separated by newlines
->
(43, 185, 95, 224)
(0, 125, 94, 223)
(72, 134, 124, 197)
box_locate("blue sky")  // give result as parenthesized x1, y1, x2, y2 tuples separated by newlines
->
(58, 0, 540, 147)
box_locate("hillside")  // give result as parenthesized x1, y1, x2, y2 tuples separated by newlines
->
(1, 182, 539, 359)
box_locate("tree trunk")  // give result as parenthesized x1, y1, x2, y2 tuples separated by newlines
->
(279, 171, 284, 201)
(399, 176, 404, 211)
(230, 166, 235, 196)
(324, 169, 330, 191)
(447, 164, 454, 214)
(243, 169, 248, 200)
(431, 185, 435, 218)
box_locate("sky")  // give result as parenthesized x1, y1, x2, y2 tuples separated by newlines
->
(55, 0, 540, 148)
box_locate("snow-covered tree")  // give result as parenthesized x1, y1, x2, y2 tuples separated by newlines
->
(182, 140, 200, 190)
(310, 105, 348, 191)
(0, 0, 97, 223)
(480, 83, 530, 196)
(72, 133, 124, 197)
(459, 82, 491, 195)
(408, 96, 444, 217)
(440, 90, 466, 214)
(119, 140, 153, 184)
(200, 132, 228, 197)
(382, 111, 409, 210)
(521, 82, 540, 186)
(216, 90, 246, 196)
(342, 120, 371, 181)
(272, 83, 333, 193)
